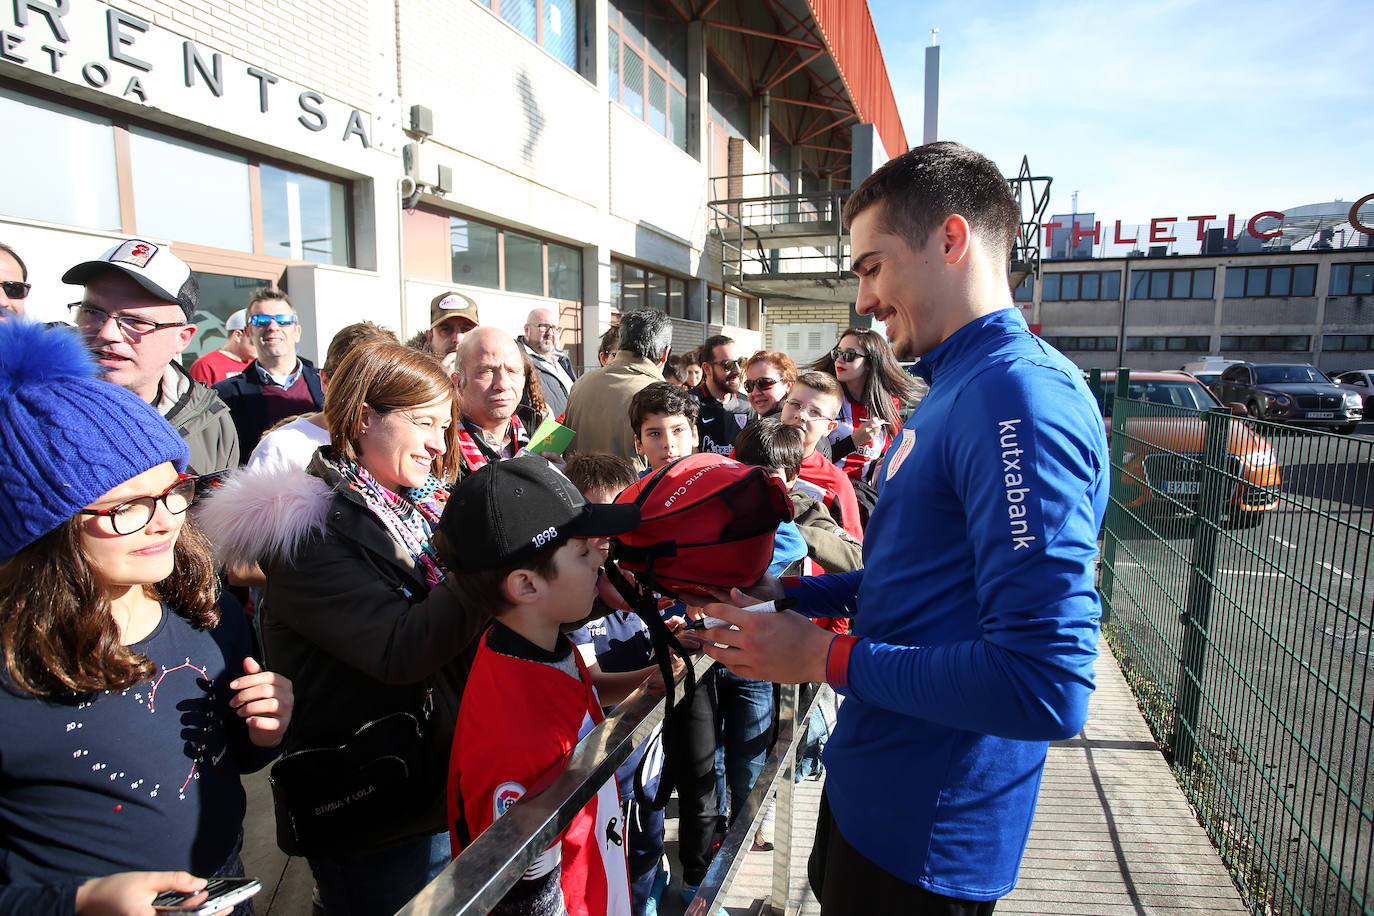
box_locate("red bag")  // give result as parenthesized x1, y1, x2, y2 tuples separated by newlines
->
(610, 453, 793, 598)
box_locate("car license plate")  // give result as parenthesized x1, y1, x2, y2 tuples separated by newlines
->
(1163, 481, 1200, 495)
(1307, 411, 1334, 419)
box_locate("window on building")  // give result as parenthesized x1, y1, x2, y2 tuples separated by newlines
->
(1322, 335, 1373, 352)
(609, 0, 687, 149)
(259, 164, 351, 266)
(504, 230, 546, 295)
(0, 87, 354, 266)
(547, 242, 582, 301)
(1129, 268, 1214, 299)
(1125, 335, 1211, 352)
(1219, 335, 1311, 352)
(129, 130, 253, 252)
(451, 217, 583, 301)
(1043, 270, 1121, 301)
(1329, 263, 1374, 296)
(1046, 336, 1118, 351)
(1013, 275, 1034, 302)
(481, 0, 578, 69)
(0, 87, 120, 230)
(612, 258, 698, 319)
(1223, 264, 1317, 298)
(708, 287, 724, 324)
(450, 218, 501, 288)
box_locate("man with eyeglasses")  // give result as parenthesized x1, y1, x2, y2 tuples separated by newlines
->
(517, 307, 576, 420)
(63, 239, 239, 474)
(212, 287, 324, 461)
(1, 243, 29, 319)
(689, 334, 755, 455)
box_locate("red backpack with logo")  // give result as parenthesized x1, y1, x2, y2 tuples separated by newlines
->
(601, 452, 793, 810)
(609, 452, 793, 598)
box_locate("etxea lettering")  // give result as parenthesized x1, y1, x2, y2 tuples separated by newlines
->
(998, 418, 1037, 551)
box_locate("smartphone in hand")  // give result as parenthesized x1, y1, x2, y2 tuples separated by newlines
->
(152, 877, 261, 915)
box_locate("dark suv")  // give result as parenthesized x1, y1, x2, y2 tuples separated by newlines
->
(1215, 362, 1363, 433)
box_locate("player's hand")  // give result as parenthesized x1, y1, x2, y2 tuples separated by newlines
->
(697, 589, 832, 684)
(702, 572, 784, 606)
(230, 657, 295, 748)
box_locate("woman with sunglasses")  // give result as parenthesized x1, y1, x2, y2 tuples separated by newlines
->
(743, 349, 798, 417)
(202, 340, 488, 916)
(812, 327, 924, 483)
(0, 321, 293, 914)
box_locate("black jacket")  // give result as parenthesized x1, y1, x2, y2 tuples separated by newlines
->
(198, 452, 488, 847)
(213, 359, 325, 462)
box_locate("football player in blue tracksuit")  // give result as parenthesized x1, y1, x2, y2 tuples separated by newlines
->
(699, 143, 1108, 916)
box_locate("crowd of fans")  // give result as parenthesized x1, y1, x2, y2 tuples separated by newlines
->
(0, 232, 913, 916)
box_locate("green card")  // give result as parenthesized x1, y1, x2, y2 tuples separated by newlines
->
(522, 416, 576, 457)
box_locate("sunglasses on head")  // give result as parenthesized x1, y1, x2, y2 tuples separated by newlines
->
(1, 281, 30, 299)
(831, 347, 864, 363)
(249, 313, 298, 328)
(743, 376, 785, 393)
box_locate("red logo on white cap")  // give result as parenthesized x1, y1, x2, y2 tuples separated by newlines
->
(110, 240, 159, 268)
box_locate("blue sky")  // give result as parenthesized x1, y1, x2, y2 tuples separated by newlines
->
(866, 0, 1372, 224)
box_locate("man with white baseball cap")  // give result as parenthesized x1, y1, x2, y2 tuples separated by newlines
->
(425, 290, 479, 356)
(64, 238, 239, 473)
(189, 308, 254, 385)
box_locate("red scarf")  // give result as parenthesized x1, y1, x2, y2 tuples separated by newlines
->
(457, 415, 528, 473)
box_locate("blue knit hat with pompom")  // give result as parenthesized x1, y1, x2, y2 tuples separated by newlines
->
(0, 320, 189, 558)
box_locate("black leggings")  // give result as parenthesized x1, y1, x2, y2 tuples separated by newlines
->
(809, 790, 997, 916)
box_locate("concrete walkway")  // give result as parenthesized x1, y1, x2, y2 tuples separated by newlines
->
(244, 636, 1250, 914)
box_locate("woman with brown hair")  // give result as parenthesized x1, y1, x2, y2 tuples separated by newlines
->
(201, 340, 488, 916)
(811, 326, 923, 482)
(743, 349, 798, 417)
(0, 321, 292, 914)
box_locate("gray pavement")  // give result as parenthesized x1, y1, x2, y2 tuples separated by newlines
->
(243, 635, 1250, 914)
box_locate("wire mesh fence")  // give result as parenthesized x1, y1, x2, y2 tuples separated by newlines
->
(1093, 369, 1373, 916)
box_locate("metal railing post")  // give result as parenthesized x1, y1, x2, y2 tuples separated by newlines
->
(1170, 405, 1230, 768)
(769, 683, 799, 916)
(1097, 368, 1130, 624)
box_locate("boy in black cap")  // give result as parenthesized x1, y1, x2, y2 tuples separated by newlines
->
(440, 456, 640, 915)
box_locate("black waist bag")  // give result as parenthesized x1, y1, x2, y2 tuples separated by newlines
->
(268, 709, 438, 858)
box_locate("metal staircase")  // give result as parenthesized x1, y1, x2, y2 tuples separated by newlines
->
(707, 157, 1053, 303)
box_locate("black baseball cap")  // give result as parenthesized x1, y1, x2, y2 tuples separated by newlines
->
(440, 456, 641, 573)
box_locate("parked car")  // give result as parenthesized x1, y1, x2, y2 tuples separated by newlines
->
(1180, 356, 1241, 395)
(1095, 370, 1281, 526)
(1214, 362, 1363, 434)
(1331, 369, 1374, 415)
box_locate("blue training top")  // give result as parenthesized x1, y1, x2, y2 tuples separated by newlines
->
(789, 309, 1108, 901)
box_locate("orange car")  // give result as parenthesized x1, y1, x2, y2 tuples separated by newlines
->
(1095, 370, 1281, 526)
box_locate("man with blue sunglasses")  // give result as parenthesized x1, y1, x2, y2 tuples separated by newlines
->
(213, 287, 323, 461)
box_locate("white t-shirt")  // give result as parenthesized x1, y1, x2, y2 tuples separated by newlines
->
(245, 414, 330, 473)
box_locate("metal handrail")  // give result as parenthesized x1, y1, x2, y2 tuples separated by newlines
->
(397, 655, 828, 915)
(398, 654, 714, 915)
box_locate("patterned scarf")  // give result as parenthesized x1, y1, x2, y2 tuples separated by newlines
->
(327, 451, 449, 589)
(456, 415, 528, 473)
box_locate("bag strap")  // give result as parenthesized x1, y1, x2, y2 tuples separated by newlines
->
(601, 555, 695, 811)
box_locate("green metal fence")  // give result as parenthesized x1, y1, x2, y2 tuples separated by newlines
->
(1093, 369, 1372, 916)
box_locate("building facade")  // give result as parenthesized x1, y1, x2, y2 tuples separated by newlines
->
(1024, 203, 1374, 374)
(2, 0, 904, 371)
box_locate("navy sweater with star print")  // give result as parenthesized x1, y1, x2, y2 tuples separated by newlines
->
(0, 605, 279, 915)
